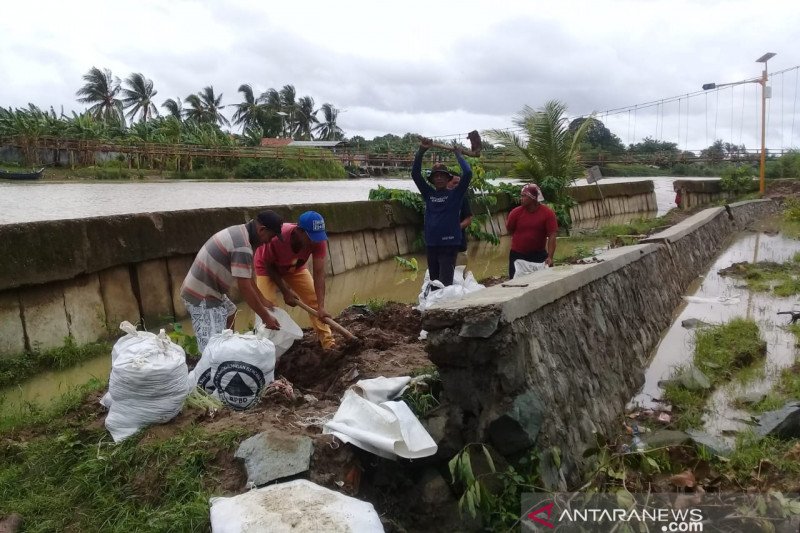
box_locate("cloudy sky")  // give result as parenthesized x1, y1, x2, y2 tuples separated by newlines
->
(2, 0, 799, 151)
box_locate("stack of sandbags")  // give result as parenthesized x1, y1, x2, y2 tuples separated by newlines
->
(104, 322, 190, 442)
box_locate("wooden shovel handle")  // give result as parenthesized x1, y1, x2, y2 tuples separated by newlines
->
(295, 300, 357, 340)
(427, 141, 481, 158)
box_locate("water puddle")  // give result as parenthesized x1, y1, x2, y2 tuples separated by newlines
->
(631, 224, 800, 437)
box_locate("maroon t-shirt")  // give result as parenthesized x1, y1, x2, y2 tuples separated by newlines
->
(506, 204, 558, 254)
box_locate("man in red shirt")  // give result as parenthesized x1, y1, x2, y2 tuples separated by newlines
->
(255, 211, 334, 349)
(506, 183, 558, 278)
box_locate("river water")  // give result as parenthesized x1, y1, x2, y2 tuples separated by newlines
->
(0, 176, 704, 224)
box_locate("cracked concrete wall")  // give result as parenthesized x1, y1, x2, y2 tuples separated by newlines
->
(422, 199, 777, 489)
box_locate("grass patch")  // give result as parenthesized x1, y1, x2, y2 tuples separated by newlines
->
(0, 378, 247, 532)
(663, 319, 765, 429)
(401, 370, 441, 418)
(552, 236, 608, 264)
(719, 257, 800, 296)
(725, 432, 800, 483)
(597, 216, 670, 239)
(0, 337, 111, 389)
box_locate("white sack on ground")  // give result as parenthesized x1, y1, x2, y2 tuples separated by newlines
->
(513, 259, 548, 279)
(205, 328, 277, 411)
(323, 376, 437, 460)
(684, 295, 741, 305)
(253, 307, 303, 358)
(415, 266, 485, 312)
(209, 479, 383, 533)
(104, 322, 190, 442)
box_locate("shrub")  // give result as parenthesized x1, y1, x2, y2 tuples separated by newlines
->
(720, 165, 756, 194)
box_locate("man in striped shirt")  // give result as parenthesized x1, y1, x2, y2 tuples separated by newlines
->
(180, 211, 283, 353)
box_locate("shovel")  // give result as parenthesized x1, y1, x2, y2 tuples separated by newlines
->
(294, 299, 357, 340)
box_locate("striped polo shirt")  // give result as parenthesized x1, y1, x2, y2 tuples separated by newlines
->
(180, 224, 255, 306)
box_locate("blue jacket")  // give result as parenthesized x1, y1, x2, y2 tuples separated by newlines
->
(411, 149, 472, 247)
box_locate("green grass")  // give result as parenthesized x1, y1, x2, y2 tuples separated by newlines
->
(0, 337, 112, 389)
(0, 381, 247, 532)
(663, 319, 765, 429)
(719, 258, 800, 297)
(597, 216, 670, 239)
(724, 432, 800, 483)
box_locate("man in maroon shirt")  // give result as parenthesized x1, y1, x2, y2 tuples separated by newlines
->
(506, 183, 558, 278)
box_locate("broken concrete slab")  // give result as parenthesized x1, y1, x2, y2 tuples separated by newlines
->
(234, 429, 313, 486)
(756, 402, 800, 440)
(642, 430, 692, 449)
(681, 318, 711, 329)
(686, 429, 733, 457)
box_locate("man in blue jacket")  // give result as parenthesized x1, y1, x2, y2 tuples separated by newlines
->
(411, 137, 472, 286)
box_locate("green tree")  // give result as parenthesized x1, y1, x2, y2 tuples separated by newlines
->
(161, 97, 183, 120)
(569, 117, 625, 153)
(184, 86, 229, 127)
(121, 73, 158, 123)
(628, 136, 679, 155)
(76, 67, 123, 124)
(486, 100, 594, 229)
(279, 84, 297, 137)
(294, 96, 318, 140)
(232, 84, 266, 131)
(314, 103, 344, 141)
(700, 139, 725, 163)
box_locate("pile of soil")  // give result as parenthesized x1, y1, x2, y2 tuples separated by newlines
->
(276, 302, 429, 397)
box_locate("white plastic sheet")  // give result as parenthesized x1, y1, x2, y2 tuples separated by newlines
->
(209, 479, 384, 533)
(684, 295, 741, 305)
(189, 327, 277, 410)
(104, 322, 190, 442)
(513, 259, 548, 279)
(323, 377, 437, 460)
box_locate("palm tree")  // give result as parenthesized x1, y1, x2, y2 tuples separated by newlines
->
(184, 86, 229, 126)
(294, 96, 318, 140)
(486, 99, 594, 229)
(232, 84, 265, 130)
(121, 73, 158, 123)
(314, 103, 344, 141)
(162, 97, 183, 120)
(279, 84, 297, 137)
(75, 67, 123, 124)
(259, 88, 283, 137)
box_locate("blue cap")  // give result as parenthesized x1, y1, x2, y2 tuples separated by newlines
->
(298, 211, 328, 242)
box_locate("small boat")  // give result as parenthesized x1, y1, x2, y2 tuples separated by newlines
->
(0, 167, 44, 180)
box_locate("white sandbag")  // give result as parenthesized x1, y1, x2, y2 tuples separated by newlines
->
(205, 327, 276, 411)
(352, 376, 412, 404)
(209, 479, 383, 533)
(104, 323, 190, 442)
(513, 259, 548, 279)
(188, 349, 215, 395)
(253, 308, 303, 357)
(323, 388, 437, 460)
(415, 266, 485, 312)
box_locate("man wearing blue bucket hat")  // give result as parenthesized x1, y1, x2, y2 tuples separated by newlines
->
(254, 211, 335, 349)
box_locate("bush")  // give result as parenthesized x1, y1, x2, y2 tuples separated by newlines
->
(233, 158, 346, 180)
(720, 165, 756, 194)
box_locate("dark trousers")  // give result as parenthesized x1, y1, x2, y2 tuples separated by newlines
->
(509, 249, 548, 279)
(427, 245, 460, 286)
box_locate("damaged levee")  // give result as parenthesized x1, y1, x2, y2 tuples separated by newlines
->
(421, 199, 778, 490)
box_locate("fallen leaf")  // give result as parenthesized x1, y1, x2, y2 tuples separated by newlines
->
(669, 470, 696, 488)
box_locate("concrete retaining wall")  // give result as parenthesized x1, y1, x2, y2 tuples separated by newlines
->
(0, 181, 658, 356)
(674, 178, 758, 210)
(569, 180, 657, 222)
(421, 199, 777, 489)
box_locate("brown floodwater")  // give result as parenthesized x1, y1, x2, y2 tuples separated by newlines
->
(631, 224, 800, 437)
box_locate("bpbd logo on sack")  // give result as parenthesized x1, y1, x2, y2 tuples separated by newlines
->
(197, 369, 215, 394)
(213, 360, 266, 411)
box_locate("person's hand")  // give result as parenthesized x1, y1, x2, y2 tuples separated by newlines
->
(262, 298, 276, 310)
(262, 311, 280, 330)
(420, 137, 433, 149)
(545, 256, 553, 267)
(317, 307, 331, 320)
(282, 289, 299, 307)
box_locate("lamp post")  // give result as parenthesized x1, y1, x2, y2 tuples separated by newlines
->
(702, 52, 775, 195)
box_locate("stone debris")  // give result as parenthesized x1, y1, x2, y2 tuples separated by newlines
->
(234, 429, 313, 486)
(756, 402, 800, 440)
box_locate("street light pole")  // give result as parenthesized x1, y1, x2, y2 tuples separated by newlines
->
(756, 52, 776, 195)
(702, 52, 775, 196)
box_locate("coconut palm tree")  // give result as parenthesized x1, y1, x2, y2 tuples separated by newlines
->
(232, 84, 266, 131)
(314, 103, 344, 141)
(294, 96, 318, 140)
(486, 100, 594, 229)
(121, 73, 159, 123)
(162, 97, 184, 120)
(279, 84, 297, 137)
(76, 67, 123, 124)
(259, 88, 284, 137)
(184, 86, 229, 127)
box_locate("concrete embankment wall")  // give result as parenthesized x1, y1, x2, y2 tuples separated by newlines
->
(674, 178, 758, 210)
(421, 199, 777, 489)
(0, 181, 655, 357)
(568, 180, 656, 222)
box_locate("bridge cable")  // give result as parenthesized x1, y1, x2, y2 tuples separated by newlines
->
(678, 97, 682, 149)
(627, 109, 631, 145)
(632, 105, 637, 144)
(686, 94, 690, 152)
(739, 84, 746, 146)
(792, 68, 799, 148)
(730, 86, 735, 146)
(705, 92, 709, 147)
(714, 88, 719, 143)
